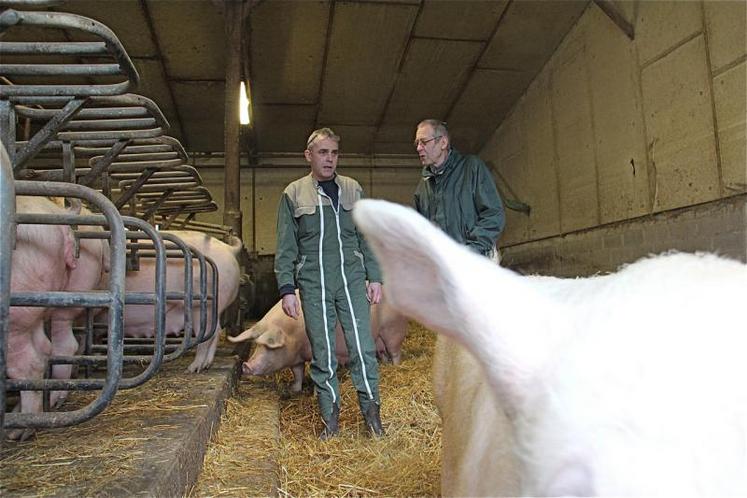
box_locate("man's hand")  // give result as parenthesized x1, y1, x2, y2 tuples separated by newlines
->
(282, 293, 300, 319)
(367, 282, 382, 305)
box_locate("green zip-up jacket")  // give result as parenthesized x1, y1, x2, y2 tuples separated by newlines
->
(274, 173, 382, 294)
(414, 148, 505, 255)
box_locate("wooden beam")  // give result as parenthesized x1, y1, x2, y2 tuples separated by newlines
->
(223, 0, 245, 238)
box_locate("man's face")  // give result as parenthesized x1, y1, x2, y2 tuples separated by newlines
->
(305, 137, 339, 181)
(415, 124, 447, 167)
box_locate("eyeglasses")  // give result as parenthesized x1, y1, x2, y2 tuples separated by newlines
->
(414, 136, 441, 148)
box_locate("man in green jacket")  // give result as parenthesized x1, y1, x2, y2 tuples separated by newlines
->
(274, 127, 384, 440)
(413, 119, 505, 259)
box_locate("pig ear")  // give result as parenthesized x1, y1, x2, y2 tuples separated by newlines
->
(226, 323, 265, 343)
(354, 199, 557, 413)
(255, 327, 286, 350)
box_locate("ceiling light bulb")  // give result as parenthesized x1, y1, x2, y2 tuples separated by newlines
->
(239, 81, 250, 125)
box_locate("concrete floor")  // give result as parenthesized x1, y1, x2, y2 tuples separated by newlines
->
(0, 345, 268, 497)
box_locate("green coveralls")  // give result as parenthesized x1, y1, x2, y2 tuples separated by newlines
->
(414, 148, 505, 255)
(275, 173, 382, 419)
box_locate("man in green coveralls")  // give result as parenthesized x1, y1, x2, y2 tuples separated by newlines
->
(274, 127, 384, 439)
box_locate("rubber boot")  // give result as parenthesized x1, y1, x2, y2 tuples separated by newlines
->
(363, 403, 384, 437)
(320, 404, 339, 440)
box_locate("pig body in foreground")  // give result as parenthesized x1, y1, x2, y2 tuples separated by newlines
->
(229, 291, 405, 391)
(123, 230, 241, 373)
(7, 196, 78, 440)
(354, 199, 747, 496)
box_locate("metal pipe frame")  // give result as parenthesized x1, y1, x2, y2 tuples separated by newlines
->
(0, 9, 139, 97)
(4, 180, 126, 431)
(0, 142, 16, 441)
(45, 219, 169, 391)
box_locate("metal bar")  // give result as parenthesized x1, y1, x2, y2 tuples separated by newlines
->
(0, 142, 16, 440)
(112, 170, 195, 180)
(0, 1, 63, 7)
(16, 106, 150, 120)
(62, 141, 74, 183)
(141, 190, 173, 219)
(0, 99, 16, 166)
(118, 182, 198, 192)
(13, 98, 86, 171)
(114, 169, 155, 209)
(95, 152, 179, 162)
(0, 63, 122, 76)
(77, 144, 173, 155)
(78, 139, 129, 187)
(115, 216, 167, 389)
(62, 118, 157, 131)
(158, 233, 194, 361)
(55, 127, 165, 141)
(161, 211, 181, 229)
(6, 180, 126, 430)
(0, 41, 108, 56)
(0, 10, 139, 97)
(107, 159, 184, 171)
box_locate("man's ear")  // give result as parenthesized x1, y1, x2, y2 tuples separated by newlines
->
(440, 136, 449, 152)
(304, 148, 312, 162)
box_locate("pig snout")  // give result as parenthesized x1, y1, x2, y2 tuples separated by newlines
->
(241, 346, 275, 376)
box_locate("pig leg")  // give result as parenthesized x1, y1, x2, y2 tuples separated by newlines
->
(49, 318, 80, 408)
(382, 329, 404, 366)
(388, 349, 402, 366)
(188, 326, 220, 373)
(375, 337, 390, 363)
(290, 363, 305, 393)
(6, 322, 52, 441)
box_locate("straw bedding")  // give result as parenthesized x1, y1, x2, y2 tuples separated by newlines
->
(193, 322, 442, 497)
(0, 323, 441, 497)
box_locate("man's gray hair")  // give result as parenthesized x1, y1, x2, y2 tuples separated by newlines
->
(417, 119, 449, 140)
(306, 127, 340, 150)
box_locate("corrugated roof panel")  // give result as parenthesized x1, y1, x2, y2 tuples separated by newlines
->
(381, 38, 482, 127)
(318, 2, 417, 125)
(447, 68, 533, 152)
(173, 80, 224, 151)
(148, 0, 226, 80)
(250, 1, 328, 105)
(414, 0, 508, 40)
(480, 0, 588, 72)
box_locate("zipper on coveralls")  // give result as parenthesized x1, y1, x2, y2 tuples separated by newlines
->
(317, 185, 374, 400)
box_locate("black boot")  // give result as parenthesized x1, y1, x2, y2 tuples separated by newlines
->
(363, 403, 384, 437)
(320, 404, 339, 440)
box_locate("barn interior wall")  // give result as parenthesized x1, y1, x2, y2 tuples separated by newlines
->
(481, 0, 746, 275)
(195, 165, 422, 256)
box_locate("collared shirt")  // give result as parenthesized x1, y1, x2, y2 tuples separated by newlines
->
(318, 177, 339, 209)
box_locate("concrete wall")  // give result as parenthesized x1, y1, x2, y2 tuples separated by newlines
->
(482, 0, 746, 275)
